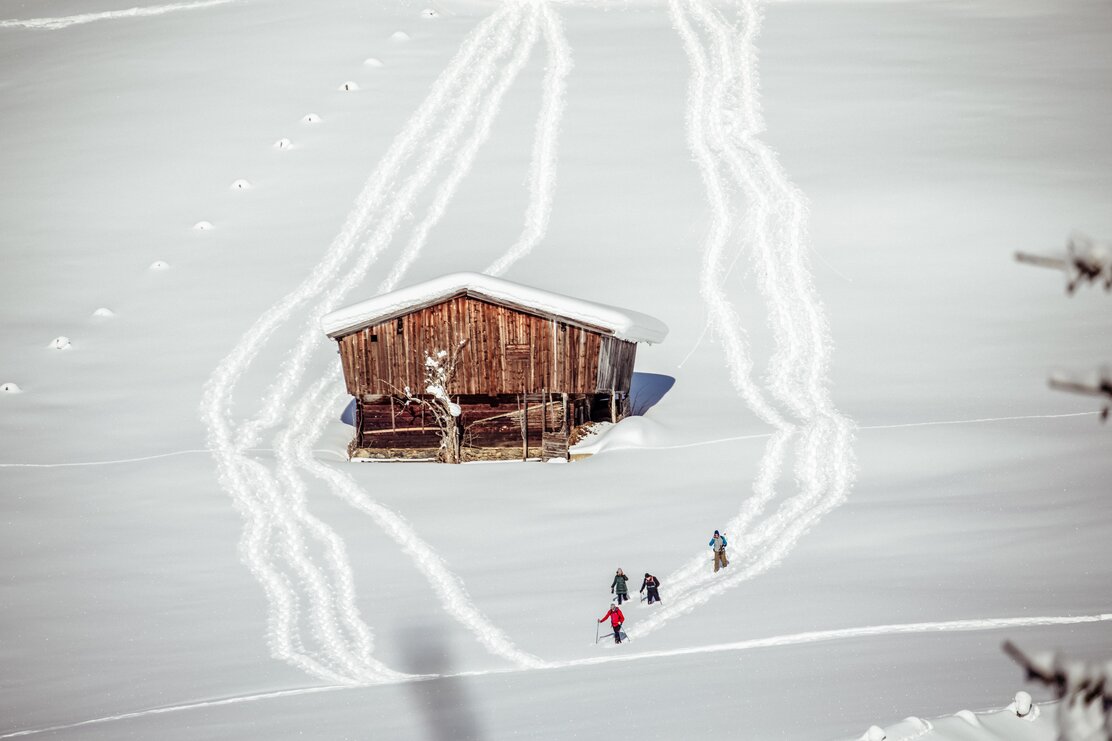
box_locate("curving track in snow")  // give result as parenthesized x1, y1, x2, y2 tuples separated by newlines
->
(636, 0, 856, 637)
(5, 611, 1109, 739)
(201, 0, 571, 681)
(0, 0, 234, 30)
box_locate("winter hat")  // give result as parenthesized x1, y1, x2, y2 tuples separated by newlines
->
(713, 530, 720, 536)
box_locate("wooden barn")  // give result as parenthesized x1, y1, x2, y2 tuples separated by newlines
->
(320, 272, 668, 461)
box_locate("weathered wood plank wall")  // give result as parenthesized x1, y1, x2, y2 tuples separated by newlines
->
(337, 294, 638, 397)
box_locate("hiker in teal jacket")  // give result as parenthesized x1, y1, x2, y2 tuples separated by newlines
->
(709, 530, 729, 572)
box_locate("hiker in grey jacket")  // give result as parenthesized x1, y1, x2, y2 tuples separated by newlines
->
(709, 530, 729, 572)
(611, 568, 630, 604)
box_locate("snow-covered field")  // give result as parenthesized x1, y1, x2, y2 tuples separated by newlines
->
(1, 0, 1110, 739)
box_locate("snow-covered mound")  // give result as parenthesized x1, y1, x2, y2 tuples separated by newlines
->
(570, 415, 676, 456)
(856, 696, 1055, 741)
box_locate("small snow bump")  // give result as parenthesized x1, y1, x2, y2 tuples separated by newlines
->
(420, 8, 439, 19)
(274, 137, 292, 150)
(303, 113, 322, 124)
(339, 81, 359, 92)
(862, 727, 886, 741)
(954, 710, 982, 727)
(390, 30, 410, 42)
(193, 220, 214, 231)
(230, 178, 252, 191)
(149, 260, 170, 271)
(1, 382, 22, 394)
(92, 307, 116, 318)
(48, 336, 72, 350)
(363, 57, 384, 67)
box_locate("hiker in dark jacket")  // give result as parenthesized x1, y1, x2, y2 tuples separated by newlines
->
(640, 573, 662, 605)
(599, 603, 625, 644)
(611, 568, 630, 604)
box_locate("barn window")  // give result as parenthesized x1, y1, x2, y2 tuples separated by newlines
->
(370, 333, 378, 342)
(560, 322, 567, 332)
(396, 318, 404, 335)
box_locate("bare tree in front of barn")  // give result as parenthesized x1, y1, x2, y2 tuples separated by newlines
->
(395, 339, 468, 464)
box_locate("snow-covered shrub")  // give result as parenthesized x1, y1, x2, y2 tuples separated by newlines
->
(149, 260, 170, 270)
(390, 30, 410, 42)
(48, 336, 71, 350)
(274, 138, 292, 150)
(1, 382, 22, 394)
(193, 220, 213, 231)
(303, 113, 322, 124)
(339, 81, 358, 92)
(363, 57, 384, 68)
(92, 307, 115, 318)
(1013, 691, 1033, 718)
(230, 178, 252, 191)
(392, 339, 468, 463)
(421, 8, 439, 19)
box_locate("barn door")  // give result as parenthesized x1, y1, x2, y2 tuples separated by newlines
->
(506, 343, 531, 392)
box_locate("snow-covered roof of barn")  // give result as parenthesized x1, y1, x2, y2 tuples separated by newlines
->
(321, 272, 669, 344)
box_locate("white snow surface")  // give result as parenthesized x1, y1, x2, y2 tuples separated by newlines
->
(1, 0, 1111, 740)
(321, 270, 670, 342)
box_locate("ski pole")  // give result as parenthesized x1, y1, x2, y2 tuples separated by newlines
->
(595, 619, 600, 644)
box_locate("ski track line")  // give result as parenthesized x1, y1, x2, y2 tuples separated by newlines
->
(0, 0, 233, 30)
(199, 5, 524, 682)
(664, 428, 793, 595)
(656, 0, 791, 612)
(6, 612, 1109, 740)
(669, 0, 784, 430)
(0, 411, 1095, 469)
(212, 419, 389, 682)
(275, 5, 546, 670)
(293, 373, 550, 669)
(286, 1, 565, 670)
(238, 3, 520, 443)
(246, 3, 532, 680)
(652, 0, 858, 627)
(243, 4, 530, 444)
(378, 5, 544, 294)
(663, 0, 802, 602)
(243, 0, 547, 672)
(485, 1, 572, 277)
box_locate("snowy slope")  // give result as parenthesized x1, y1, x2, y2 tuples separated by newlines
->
(1, 0, 1110, 740)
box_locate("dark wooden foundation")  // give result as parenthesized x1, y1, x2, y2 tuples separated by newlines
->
(349, 392, 629, 462)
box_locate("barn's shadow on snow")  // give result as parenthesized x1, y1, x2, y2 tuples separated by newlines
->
(629, 372, 675, 416)
(397, 627, 485, 741)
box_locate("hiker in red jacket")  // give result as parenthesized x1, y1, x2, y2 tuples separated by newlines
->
(599, 603, 625, 644)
